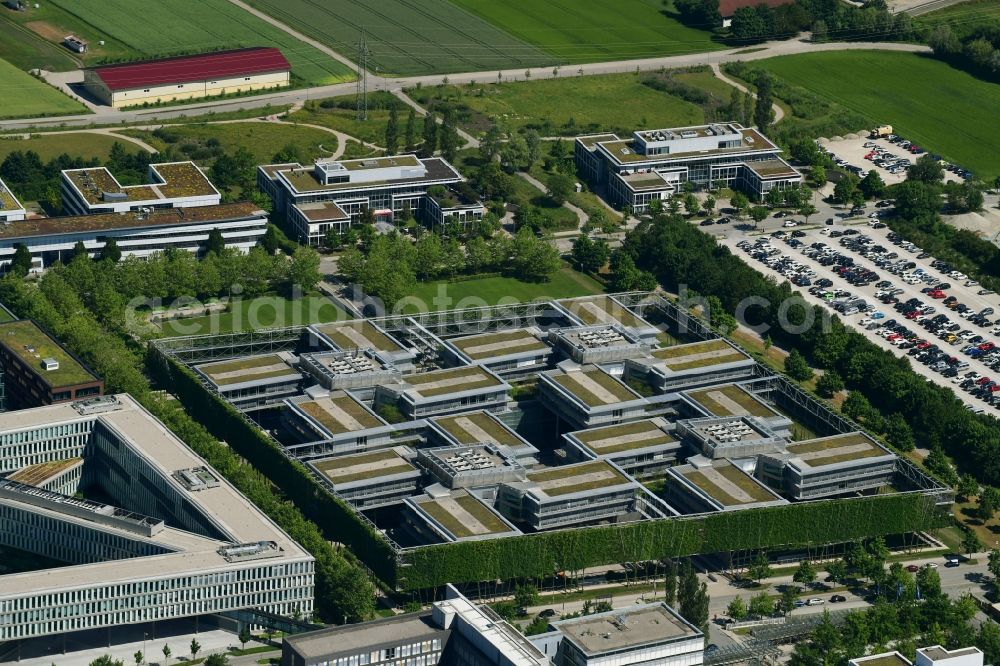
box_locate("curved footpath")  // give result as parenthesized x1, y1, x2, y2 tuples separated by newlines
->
(0, 40, 930, 132)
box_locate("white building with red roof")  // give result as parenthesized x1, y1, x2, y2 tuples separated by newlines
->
(83, 46, 291, 108)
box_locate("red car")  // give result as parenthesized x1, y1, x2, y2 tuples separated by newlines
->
(979, 342, 996, 352)
(906, 564, 920, 572)
(976, 376, 992, 385)
(905, 311, 920, 320)
(928, 290, 946, 299)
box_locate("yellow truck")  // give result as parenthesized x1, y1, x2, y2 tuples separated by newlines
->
(869, 124, 893, 138)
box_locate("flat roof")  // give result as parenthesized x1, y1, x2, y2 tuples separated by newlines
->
(0, 178, 24, 213)
(196, 353, 300, 387)
(448, 329, 548, 361)
(676, 460, 779, 506)
(552, 368, 640, 407)
(576, 133, 619, 148)
(432, 411, 523, 448)
(917, 647, 982, 661)
(295, 392, 383, 436)
(746, 158, 799, 178)
(412, 490, 516, 539)
(619, 171, 674, 192)
(652, 339, 749, 371)
(555, 603, 698, 655)
(786, 432, 891, 468)
(294, 201, 350, 222)
(403, 366, 504, 399)
(64, 161, 217, 206)
(314, 320, 404, 353)
(6, 457, 81, 486)
(312, 448, 416, 485)
(0, 202, 262, 241)
(852, 654, 911, 666)
(559, 295, 649, 329)
(284, 611, 442, 660)
(339, 155, 421, 171)
(0, 395, 311, 597)
(526, 460, 631, 497)
(89, 47, 289, 91)
(278, 157, 462, 194)
(597, 126, 778, 165)
(572, 419, 677, 455)
(0, 320, 98, 387)
(686, 383, 775, 418)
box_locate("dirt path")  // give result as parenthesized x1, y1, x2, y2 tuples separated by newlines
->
(710, 62, 785, 123)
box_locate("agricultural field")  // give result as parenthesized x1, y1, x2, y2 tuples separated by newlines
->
(449, 0, 723, 64)
(0, 132, 143, 162)
(0, 18, 79, 72)
(122, 122, 337, 165)
(6, 0, 353, 86)
(0, 58, 87, 120)
(409, 73, 704, 136)
(755, 51, 1000, 179)
(244, 0, 549, 77)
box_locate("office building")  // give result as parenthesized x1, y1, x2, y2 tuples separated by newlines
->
(0, 178, 26, 222)
(563, 417, 681, 479)
(575, 123, 801, 212)
(61, 161, 220, 215)
(195, 352, 303, 409)
(665, 456, 788, 513)
(850, 647, 983, 666)
(442, 328, 553, 379)
(374, 365, 510, 420)
(0, 320, 103, 409)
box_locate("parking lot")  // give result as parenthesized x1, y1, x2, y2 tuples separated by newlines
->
(819, 133, 966, 186)
(718, 218, 1000, 413)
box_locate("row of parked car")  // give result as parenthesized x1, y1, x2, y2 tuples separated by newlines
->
(863, 141, 913, 175)
(873, 133, 974, 180)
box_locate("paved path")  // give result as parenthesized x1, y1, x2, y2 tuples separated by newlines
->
(516, 171, 588, 229)
(710, 62, 785, 123)
(0, 40, 931, 131)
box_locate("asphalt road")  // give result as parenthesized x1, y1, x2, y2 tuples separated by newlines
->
(2, 40, 929, 131)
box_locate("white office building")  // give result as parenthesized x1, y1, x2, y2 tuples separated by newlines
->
(0, 177, 26, 222)
(61, 161, 221, 215)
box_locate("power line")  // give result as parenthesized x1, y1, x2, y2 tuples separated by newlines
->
(356, 27, 369, 121)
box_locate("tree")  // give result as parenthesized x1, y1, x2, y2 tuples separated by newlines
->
(287, 245, 322, 294)
(832, 178, 857, 204)
(883, 413, 915, 451)
(785, 349, 814, 382)
(859, 170, 886, 199)
(793, 560, 817, 587)
(798, 203, 818, 224)
(750, 591, 775, 618)
(571, 235, 609, 273)
(812, 19, 828, 42)
(748, 552, 772, 584)
(134, 652, 143, 666)
(89, 657, 125, 666)
(525, 130, 542, 165)
(957, 474, 979, 501)
(190, 638, 201, 660)
(161, 645, 171, 662)
(421, 112, 438, 157)
(749, 205, 768, 228)
(548, 172, 574, 205)
(9, 243, 32, 277)
(730, 191, 749, 218)
(510, 228, 560, 282)
(825, 559, 848, 584)
(916, 564, 942, 598)
(678, 562, 710, 633)
(514, 583, 540, 612)
(385, 105, 399, 155)
(206, 228, 225, 255)
(405, 108, 417, 152)
(908, 154, 944, 184)
(727, 595, 748, 620)
(816, 371, 844, 398)
(204, 655, 229, 666)
(261, 225, 281, 255)
(781, 585, 800, 615)
(702, 195, 716, 216)
(766, 187, 786, 208)
(664, 560, 678, 605)
(72, 240, 89, 262)
(754, 74, 775, 134)
(810, 164, 827, 186)
(988, 549, 1000, 582)
(684, 193, 700, 216)
(962, 529, 982, 558)
(102, 237, 122, 263)
(439, 109, 461, 162)
(238, 625, 252, 649)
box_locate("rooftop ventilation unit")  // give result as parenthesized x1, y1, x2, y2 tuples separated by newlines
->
(102, 191, 128, 202)
(41, 357, 59, 371)
(74, 396, 121, 416)
(174, 467, 220, 492)
(217, 541, 282, 562)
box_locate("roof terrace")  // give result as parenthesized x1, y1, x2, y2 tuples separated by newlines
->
(559, 295, 650, 330)
(410, 490, 518, 540)
(294, 392, 384, 436)
(786, 432, 892, 468)
(675, 459, 782, 507)
(432, 410, 523, 448)
(312, 448, 416, 486)
(403, 365, 504, 399)
(63, 161, 217, 206)
(314, 320, 404, 353)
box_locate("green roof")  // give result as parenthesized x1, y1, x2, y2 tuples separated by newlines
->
(552, 368, 639, 407)
(297, 394, 382, 435)
(433, 411, 522, 447)
(0, 180, 22, 212)
(561, 295, 645, 329)
(687, 384, 774, 417)
(449, 329, 548, 361)
(313, 449, 416, 484)
(405, 366, 503, 398)
(680, 461, 778, 506)
(653, 339, 748, 371)
(416, 492, 513, 538)
(787, 432, 890, 467)
(197, 354, 299, 387)
(573, 419, 676, 454)
(315, 320, 403, 352)
(0, 321, 97, 387)
(528, 460, 631, 496)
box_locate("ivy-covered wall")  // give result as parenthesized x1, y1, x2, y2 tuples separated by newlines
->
(398, 493, 948, 590)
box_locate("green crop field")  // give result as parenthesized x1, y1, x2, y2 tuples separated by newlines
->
(0, 58, 87, 119)
(916, 0, 1000, 26)
(450, 0, 723, 64)
(36, 0, 353, 86)
(0, 19, 79, 72)
(0, 132, 143, 162)
(410, 73, 704, 136)
(756, 51, 1000, 179)
(244, 0, 549, 77)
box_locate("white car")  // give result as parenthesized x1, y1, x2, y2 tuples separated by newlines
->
(783, 220, 798, 228)
(807, 598, 825, 606)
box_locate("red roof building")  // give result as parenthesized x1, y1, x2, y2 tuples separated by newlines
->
(83, 47, 291, 108)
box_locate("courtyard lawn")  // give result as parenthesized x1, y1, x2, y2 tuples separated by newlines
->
(0, 132, 144, 162)
(159, 293, 348, 337)
(448, 0, 723, 64)
(403, 267, 604, 313)
(755, 50, 1000, 179)
(408, 73, 704, 136)
(40, 0, 353, 86)
(0, 58, 87, 119)
(243, 0, 548, 76)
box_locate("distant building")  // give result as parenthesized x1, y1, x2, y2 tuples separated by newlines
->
(850, 647, 983, 666)
(257, 156, 480, 244)
(575, 123, 801, 211)
(62, 35, 88, 53)
(0, 202, 268, 272)
(0, 320, 103, 409)
(84, 47, 291, 108)
(719, 0, 795, 26)
(0, 178, 26, 223)
(61, 161, 221, 215)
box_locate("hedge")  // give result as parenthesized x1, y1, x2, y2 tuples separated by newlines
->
(147, 348, 399, 586)
(398, 492, 948, 590)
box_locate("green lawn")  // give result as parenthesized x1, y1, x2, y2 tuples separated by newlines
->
(289, 93, 425, 147)
(0, 58, 87, 119)
(244, 0, 549, 76)
(0, 19, 79, 72)
(123, 122, 337, 166)
(160, 294, 347, 337)
(755, 51, 1000, 179)
(404, 267, 604, 313)
(0, 132, 143, 163)
(916, 0, 1000, 26)
(449, 0, 723, 64)
(409, 73, 704, 137)
(39, 0, 353, 86)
